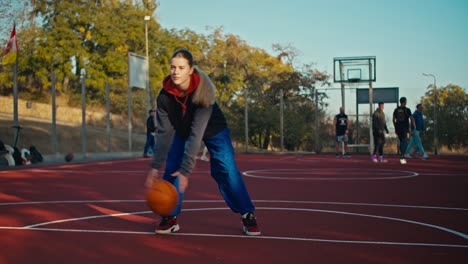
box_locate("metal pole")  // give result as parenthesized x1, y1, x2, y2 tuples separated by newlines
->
(314, 90, 319, 153)
(105, 83, 111, 152)
(127, 52, 134, 153)
(145, 18, 151, 117)
(244, 88, 249, 153)
(128, 83, 132, 153)
(81, 75, 87, 157)
(355, 95, 359, 153)
(12, 58, 19, 147)
(423, 73, 438, 155)
(222, 61, 227, 106)
(368, 82, 374, 155)
(341, 83, 345, 111)
(51, 70, 57, 155)
(434, 77, 438, 155)
(339, 61, 346, 110)
(280, 88, 284, 152)
(368, 59, 374, 155)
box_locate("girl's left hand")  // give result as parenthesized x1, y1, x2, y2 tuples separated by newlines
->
(171, 171, 189, 192)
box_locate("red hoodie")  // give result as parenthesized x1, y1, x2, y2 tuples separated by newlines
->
(162, 72, 201, 115)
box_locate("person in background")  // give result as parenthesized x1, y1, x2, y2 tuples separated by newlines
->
(143, 109, 156, 158)
(334, 106, 351, 158)
(372, 102, 389, 163)
(404, 103, 429, 159)
(393, 97, 416, 164)
(200, 146, 209, 161)
(145, 49, 260, 236)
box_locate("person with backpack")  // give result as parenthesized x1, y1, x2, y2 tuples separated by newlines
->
(393, 97, 416, 164)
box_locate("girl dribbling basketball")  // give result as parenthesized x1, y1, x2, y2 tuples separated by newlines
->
(145, 49, 260, 236)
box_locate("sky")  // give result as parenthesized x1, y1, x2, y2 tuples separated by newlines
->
(156, 0, 468, 117)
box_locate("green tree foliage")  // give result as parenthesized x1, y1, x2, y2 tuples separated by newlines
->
(421, 84, 467, 150)
(29, 1, 161, 108)
(1, 1, 332, 151)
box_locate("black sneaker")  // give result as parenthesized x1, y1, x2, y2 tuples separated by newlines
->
(155, 216, 180, 234)
(242, 212, 261, 236)
(343, 153, 351, 158)
(335, 153, 340, 158)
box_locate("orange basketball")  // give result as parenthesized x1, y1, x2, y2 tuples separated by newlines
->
(146, 179, 178, 216)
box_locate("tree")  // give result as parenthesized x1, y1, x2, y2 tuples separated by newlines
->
(1, 2, 333, 151)
(421, 84, 467, 150)
(24, 0, 162, 112)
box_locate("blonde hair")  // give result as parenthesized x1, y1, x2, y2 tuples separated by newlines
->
(193, 68, 216, 108)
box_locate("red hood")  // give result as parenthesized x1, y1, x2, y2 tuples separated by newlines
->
(162, 71, 200, 97)
(162, 72, 201, 115)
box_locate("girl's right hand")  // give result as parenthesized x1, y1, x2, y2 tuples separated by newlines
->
(145, 168, 159, 188)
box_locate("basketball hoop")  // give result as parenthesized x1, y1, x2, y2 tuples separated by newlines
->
(347, 79, 360, 90)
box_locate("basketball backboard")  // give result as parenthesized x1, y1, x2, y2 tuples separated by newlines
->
(333, 56, 376, 83)
(128, 52, 148, 89)
(356, 87, 399, 104)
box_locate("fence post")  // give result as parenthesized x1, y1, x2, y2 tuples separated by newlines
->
(81, 75, 87, 157)
(106, 83, 111, 152)
(51, 70, 57, 155)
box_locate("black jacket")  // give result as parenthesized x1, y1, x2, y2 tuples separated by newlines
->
(151, 69, 226, 176)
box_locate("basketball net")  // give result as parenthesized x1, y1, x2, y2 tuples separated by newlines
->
(347, 81, 360, 90)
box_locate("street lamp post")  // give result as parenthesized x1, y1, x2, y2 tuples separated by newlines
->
(423, 73, 438, 155)
(144, 15, 151, 118)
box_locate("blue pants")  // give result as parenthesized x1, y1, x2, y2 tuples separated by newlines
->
(162, 128, 255, 217)
(405, 130, 426, 154)
(143, 132, 155, 155)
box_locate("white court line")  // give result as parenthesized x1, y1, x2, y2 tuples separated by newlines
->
(279, 155, 302, 161)
(2, 166, 462, 178)
(0, 226, 466, 248)
(419, 173, 468, 177)
(1, 202, 467, 247)
(243, 168, 419, 180)
(0, 169, 210, 174)
(1, 199, 467, 211)
(24, 211, 150, 228)
(14, 207, 468, 240)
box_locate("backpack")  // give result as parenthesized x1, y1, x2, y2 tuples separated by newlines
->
(29, 145, 43, 163)
(0, 139, 6, 152)
(13, 147, 23, 166)
(395, 107, 407, 123)
(0, 140, 8, 168)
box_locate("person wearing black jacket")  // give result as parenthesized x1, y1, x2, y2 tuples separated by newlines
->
(372, 102, 389, 162)
(334, 107, 351, 158)
(143, 109, 156, 158)
(393, 97, 416, 164)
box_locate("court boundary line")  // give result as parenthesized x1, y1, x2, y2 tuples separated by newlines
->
(0, 226, 466, 249)
(1, 199, 467, 211)
(5, 206, 467, 241)
(242, 168, 419, 180)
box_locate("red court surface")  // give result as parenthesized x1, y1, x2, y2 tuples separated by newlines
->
(1, 154, 467, 263)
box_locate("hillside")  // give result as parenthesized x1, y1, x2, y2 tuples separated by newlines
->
(0, 113, 147, 158)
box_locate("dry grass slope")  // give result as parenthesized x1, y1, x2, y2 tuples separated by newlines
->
(0, 114, 146, 156)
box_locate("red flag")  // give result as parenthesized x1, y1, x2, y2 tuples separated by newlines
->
(2, 24, 18, 65)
